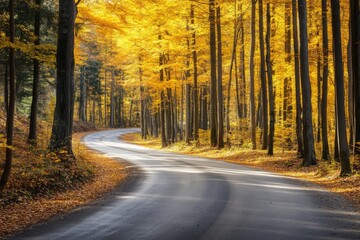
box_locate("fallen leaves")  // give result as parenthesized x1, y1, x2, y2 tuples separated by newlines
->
(0, 132, 130, 238)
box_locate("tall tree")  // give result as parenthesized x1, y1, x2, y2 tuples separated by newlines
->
(216, 4, 224, 149)
(0, 0, 16, 194)
(249, 0, 256, 150)
(298, 0, 316, 166)
(191, 4, 199, 141)
(331, 0, 352, 175)
(266, 3, 274, 156)
(49, 0, 76, 156)
(321, 0, 330, 160)
(209, 0, 217, 147)
(292, 0, 303, 158)
(28, 0, 41, 144)
(350, 0, 360, 154)
(259, 0, 268, 150)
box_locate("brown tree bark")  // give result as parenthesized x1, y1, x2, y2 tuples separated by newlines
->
(259, 0, 268, 150)
(350, 0, 360, 154)
(28, 0, 41, 144)
(331, 0, 352, 175)
(298, 0, 316, 166)
(216, 4, 224, 149)
(0, 0, 16, 194)
(249, 0, 256, 150)
(266, 3, 274, 156)
(49, 0, 75, 156)
(209, 0, 217, 147)
(292, 0, 303, 158)
(191, 4, 199, 141)
(321, 0, 330, 160)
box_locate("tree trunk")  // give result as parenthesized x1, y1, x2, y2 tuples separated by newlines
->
(249, 0, 256, 150)
(109, 69, 115, 128)
(79, 66, 86, 122)
(180, 78, 184, 140)
(321, 0, 330, 160)
(191, 4, 199, 141)
(104, 69, 107, 126)
(350, 0, 360, 154)
(317, 45, 321, 143)
(28, 0, 41, 144)
(298, 0, 316, 166)
(4, 63, 9, 114)
(266, 3, 274, 156)
(185, 82, 191, 144)
(292, 0, 303, 158)
(0, 0, 16, 194)
(227, 5, 240, 139)
(209, 0, 217, 147)
(200, 86, 208, 130)
(283, 3, 292, 125)
(259, 0, 268, 150)
(216, 5, 224, 149)
(331, 0, 352, 176)
(49, 0, 75, 156)
(240, 5, 246, 120)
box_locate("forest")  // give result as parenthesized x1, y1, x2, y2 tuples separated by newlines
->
(1, 0, 360, 203)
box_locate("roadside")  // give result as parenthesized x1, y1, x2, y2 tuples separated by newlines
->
(0, 130, 131, 239)
(121, 132, 360, 212)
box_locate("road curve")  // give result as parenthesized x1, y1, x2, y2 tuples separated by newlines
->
(11, 129, 360, 240)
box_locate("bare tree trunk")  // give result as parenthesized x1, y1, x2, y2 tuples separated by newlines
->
(28, 0, 41, 144)
(49, 0, 75, 156)
(266, 3, 274, 156)
(209, 0, 217, 147)
(216, 4, 224, 149)
(109, 69, 115, 128)
(292, 0, 303, 158)
(0, 0, 16, 194)
(4, 63, 9, 114)
(321, 0, 330, 160)
(200, 86, 208, 130)
(227, 1, 240, 141)
(259, 0, 268, 150)
(185, 82, 191, 144)
(79, 66, 86, 122)
(191, 4, 199, 141)
(331, 0, 352, 176)
(350, 0, 360, 154)
(249, 0, 256, 150)
(298, 0, 316, 166)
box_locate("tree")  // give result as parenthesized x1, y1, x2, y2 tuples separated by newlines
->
(216, 4, 224, 149)
(259, 0, 268, 150)
(292, 0, 303, 158)
(298, 0, 316, 166)
(321, 0, 330, 160)
(28, 0, 41, 144)
(350, 0, 360, 155)
(191, 4, 199, 141)
(49, 0, 76, 156)
(266, 3, 274, 156)
(331, 0, 352, 176)
(209, 0, 217, 147)
(0, 0, 15, 194)
(249, 0, 256, 150)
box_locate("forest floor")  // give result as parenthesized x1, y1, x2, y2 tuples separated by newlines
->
(122, 132, 360, 212)
(0, 118, 131, 239)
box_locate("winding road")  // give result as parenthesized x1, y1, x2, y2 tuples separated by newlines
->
(12, 129, 360, 240)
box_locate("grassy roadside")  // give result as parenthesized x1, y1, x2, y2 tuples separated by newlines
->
(0, 131, 131, 238)
(121, 132, 360, 212)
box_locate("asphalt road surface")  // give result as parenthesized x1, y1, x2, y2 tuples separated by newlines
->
(11, 129, 360, 240)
